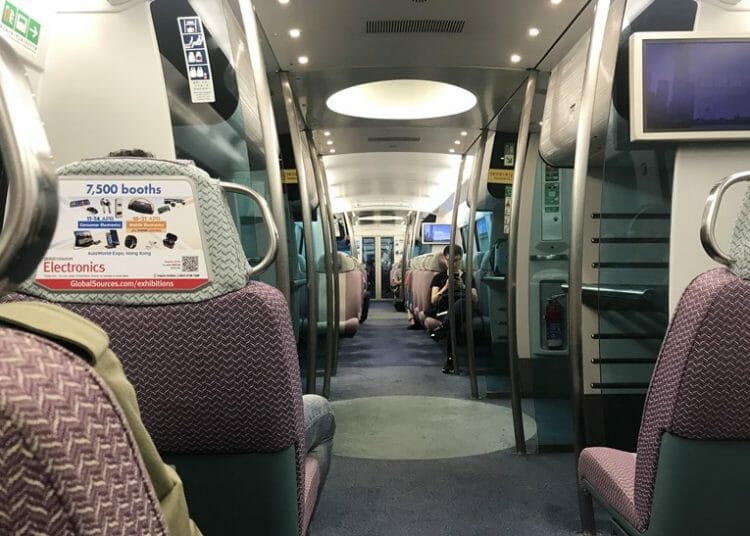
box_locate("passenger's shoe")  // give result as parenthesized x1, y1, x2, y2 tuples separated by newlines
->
(442, 357, 454, 374)
(407, 321, 420, 330)
(430, 325, 447, 342)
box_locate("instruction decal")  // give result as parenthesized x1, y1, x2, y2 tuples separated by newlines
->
(36, 176, 210, 292)
(177, 16, 215, 103)
(1, 0, 41, 55)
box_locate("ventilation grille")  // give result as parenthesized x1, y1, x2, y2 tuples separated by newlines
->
(368, 136, 422, 143)
(366, 19, 465, 34)
(411, 0, 429, 3)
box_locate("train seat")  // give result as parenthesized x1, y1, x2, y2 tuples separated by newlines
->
(11, 157, 324, 536)
(412, 252, 444, 332)
(578, 179, 750, 536)
(316, 252, 361, 337)
(339, 252, 363, 337)
(0, 321, 168, 535)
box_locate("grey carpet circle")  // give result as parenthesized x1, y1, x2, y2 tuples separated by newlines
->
(331, 395, 537, 460)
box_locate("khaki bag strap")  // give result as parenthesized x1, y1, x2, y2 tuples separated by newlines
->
(0, 301, 108, 365)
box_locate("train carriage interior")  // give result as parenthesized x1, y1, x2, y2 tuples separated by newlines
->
(1, 0, 750, 534)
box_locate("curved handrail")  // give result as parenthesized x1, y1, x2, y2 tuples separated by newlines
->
(219, 181, 279, 277)
(700, 171, 750, 267)
(0, 37, 57, 295)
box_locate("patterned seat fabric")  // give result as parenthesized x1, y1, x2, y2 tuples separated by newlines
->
(0, 327, 167, 535)
(579, 448, 637, 527)
(580, 268, 750, 533)
(633, 268, 750, 531)
(10, 282, 307, 530)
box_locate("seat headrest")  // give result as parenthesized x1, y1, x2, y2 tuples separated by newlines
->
(423, 252, 444, 272)
(18, 158, 250, 305)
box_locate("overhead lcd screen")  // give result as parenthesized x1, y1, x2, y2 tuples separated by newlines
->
(422, 223, 451, 244)
(642, 40, 750, 134)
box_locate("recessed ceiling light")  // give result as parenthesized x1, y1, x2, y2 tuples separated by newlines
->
(529, 27, 540, 37)
(329, 149, 336, 153)
(326, 140, 333, 145)
(324, 131, 331, 136)
(297, 55, 309, 65)
(550, 0, 562, 4)
(454, 140, 461, 145)
(460, 131, 468, 136)
(511, 54, 522, 63)
(289, 28, 301, 38)
(449, 148, 456, 153)
(326, 79, 477, 120)
(278, 0, 289, 4)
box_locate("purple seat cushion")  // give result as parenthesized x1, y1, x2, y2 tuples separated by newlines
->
(579, 447, 637, 529)
(634, 268, 750, 530)
(0, 327, 166, 535)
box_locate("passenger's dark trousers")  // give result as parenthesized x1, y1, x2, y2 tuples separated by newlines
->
(442, 298, 466, 358)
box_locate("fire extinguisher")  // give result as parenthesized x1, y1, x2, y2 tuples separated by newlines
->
(545, 296, 564, 349)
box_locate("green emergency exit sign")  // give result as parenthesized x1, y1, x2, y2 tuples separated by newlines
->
(2, 1, 40, 49)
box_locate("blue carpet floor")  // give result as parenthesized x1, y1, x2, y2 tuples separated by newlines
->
(309, 301, 608, 535)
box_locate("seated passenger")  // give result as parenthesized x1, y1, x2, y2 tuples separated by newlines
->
(429, 245, 476, 374)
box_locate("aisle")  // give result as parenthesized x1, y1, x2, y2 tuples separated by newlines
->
(309, 302, 597, 536)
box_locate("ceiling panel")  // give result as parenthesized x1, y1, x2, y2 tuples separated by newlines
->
(253, 0, 593, 214)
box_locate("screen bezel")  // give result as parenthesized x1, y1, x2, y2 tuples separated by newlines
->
(629, 31, 750, 142)
(421, 223, 452, 244)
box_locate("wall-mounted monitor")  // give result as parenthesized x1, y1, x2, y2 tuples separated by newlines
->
(422, 223, 452, 244)
(630, 32, 750, 142)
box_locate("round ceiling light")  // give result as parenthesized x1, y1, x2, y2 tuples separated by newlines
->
(326, 79, 477, 120)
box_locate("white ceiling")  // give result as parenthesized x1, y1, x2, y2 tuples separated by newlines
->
(253, 0, 594, 218)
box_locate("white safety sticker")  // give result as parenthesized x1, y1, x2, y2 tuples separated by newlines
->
(177, 16, 215, 104)
(35, 176, 210, 292)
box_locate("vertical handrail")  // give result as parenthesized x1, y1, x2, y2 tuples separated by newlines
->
(281, 74, 318, 394)
(569, 1, 613, 533)
(0, 38, 57, 295)
(448, 156, 467, 375)
(318, 161, 341, 375)
(506, 70, 538, 455)
(464, 131, 488, 399)
(307, 131, 335, 398)
(236, 1, 291, 302)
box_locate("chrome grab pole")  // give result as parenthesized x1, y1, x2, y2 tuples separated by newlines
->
(700, 171, 750, 267)
(220, 182, 279, 277)
(0, 37, 57, 295)
(506, 70, 538, 454)
(317, 161, 341, 375)
(569, 1, 614, 533)
(280, 73, 318, 394)
(448, 156, 467, 375)
(236, 1, 291, 303)
(307, 132, 335, 398)
(464, 131, 488, 399)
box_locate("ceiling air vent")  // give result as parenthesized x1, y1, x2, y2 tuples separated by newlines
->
(366, 19, 465, 34)
(368, 136, 422, 143)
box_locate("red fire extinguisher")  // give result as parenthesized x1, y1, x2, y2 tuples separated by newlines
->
(545, 296, 564, 349)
